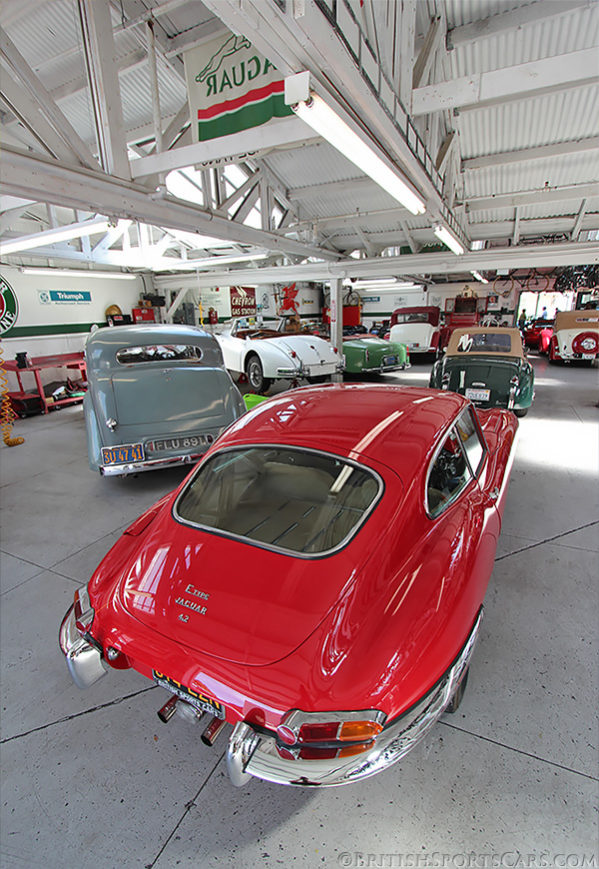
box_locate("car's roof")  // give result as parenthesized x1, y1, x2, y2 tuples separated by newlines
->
(445, 327, 524, 358)
(86, 323, 214, 347)
(554, 310, 599, 330)
(215, 384, 467, 478)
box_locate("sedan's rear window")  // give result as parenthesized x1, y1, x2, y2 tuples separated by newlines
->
(116, 344, 203, 364)
(175, 447, 381, 555)
(456, 333, 511, 353)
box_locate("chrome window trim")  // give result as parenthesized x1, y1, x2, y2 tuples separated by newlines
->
(115, 343, 204, 365)
(456, 406, 488, 479)
(424, 408, 484, 520)
(172, 443, 385, 560)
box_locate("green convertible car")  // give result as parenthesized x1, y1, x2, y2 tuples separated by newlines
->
(429, 326, 534, 417)
(343, 335, 410, 376)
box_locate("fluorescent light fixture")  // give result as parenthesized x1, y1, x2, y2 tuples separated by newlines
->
(433, 224, 465, 256)
(21, 267, 138, 280)
(287, 82, 425, 216)
(352, 277, 398, 287)
(471, 270, 489, 284)
(153, 253, 268, 271)
(0, 217, 115, 255)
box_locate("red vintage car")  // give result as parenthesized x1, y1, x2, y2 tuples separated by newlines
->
(60, 384, 518, 787)
(523, 318, 554, 354)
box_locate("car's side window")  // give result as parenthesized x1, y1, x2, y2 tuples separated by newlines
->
(427, 426, 473, 517)
(455, 408, 486, 476)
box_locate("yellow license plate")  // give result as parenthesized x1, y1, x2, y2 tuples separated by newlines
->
(101, 443, 144, 465)
(152, 670, 225, 719)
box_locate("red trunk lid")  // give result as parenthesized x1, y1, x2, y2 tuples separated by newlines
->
(117, 506, 371, 666)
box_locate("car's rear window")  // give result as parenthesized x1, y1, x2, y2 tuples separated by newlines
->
(175, 446, 381, 555)
(456, 333, 511, 353)
(116, 344, 203, 363)
(395, 312, 430, 324)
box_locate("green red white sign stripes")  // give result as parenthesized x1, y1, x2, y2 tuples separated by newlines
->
(184, 32, 292, 143)
(0, 274, 19, 335)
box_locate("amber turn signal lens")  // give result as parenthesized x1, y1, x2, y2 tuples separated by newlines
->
(338, 721, 383, 741)
(338, 741, 373, 758)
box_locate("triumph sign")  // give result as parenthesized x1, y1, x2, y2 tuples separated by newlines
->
(184, 31, 292, 143)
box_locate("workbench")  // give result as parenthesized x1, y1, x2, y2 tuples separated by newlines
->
(5, 352, 87, 415)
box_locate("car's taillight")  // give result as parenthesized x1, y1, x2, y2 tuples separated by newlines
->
(365, 350, 370, 361)
(289, 350, 297, 358)
(276, 710, 385, 759)
(74, 585, 95, 634)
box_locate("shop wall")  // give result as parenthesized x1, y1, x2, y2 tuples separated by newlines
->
(427, 281, 517, 323)
(358, 288, 427, 327)
(0, 265, 146, 387)
(155, 281, 322, 323)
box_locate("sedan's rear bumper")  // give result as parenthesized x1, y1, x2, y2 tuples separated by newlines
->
(100, 452, 203, 476)
(226, 609, 482, 787)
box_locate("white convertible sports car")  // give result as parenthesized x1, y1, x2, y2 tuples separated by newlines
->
(215, 318, 344, 393)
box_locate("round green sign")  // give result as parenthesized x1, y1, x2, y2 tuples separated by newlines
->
(0, 274, 19, 334)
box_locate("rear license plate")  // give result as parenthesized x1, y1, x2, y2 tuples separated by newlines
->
(465, 387, 491, 402)
(152, 670, 225, 719)
(101, 443, 144, 466)
(409, 342, 420, 349)
(382, 355, 397, 365)
(147, 434, 213, 452)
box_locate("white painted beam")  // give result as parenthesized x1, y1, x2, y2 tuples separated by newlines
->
(412, 48, 599, 116)
(572, 199, 588, 240)
(512, 207, 521, 246)
(0, 70, 83, 164)
(447, 0, 592, 49)
(0, 145, 342, 261)
(462, 136, 599, 171)
(153, 241, 599, 288)
(463, 182, 599, 213)
(78, 0, 131, 178)
(413, 16, 443, 89)
(436, 130, 456, 173)
(130, 116, 317, 178)
(0, 25, 101, 170)
(398, 0, 416, 111)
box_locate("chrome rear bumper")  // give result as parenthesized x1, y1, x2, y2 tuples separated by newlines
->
(100, 452, 202, 476)
(226, 609, 482, 787)
(59, 606, 108, 689)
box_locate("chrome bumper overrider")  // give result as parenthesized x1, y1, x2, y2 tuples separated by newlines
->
(59, 606, 108, 689)
(226, 609, 483, 787)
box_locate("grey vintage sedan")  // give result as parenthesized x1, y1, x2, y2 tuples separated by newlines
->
(84, 324, 246, 476)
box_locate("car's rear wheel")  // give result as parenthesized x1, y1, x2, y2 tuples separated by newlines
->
(514, 408, 528, 418)
(445, 667, 469, 713)
(245, 354, 271, 394)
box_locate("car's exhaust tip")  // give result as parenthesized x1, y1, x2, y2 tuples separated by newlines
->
(157, 695, 178, 723)
(201, 716, 227, 746)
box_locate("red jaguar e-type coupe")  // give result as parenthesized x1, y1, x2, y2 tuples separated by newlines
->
(60, 384, 518, 787)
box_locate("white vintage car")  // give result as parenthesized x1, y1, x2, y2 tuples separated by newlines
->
(388, 306, 442, 357)
(215, 318, 344, 392)
(548, 310, 599, 364)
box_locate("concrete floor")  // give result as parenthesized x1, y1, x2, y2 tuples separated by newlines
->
(1, 355, 597, 869)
